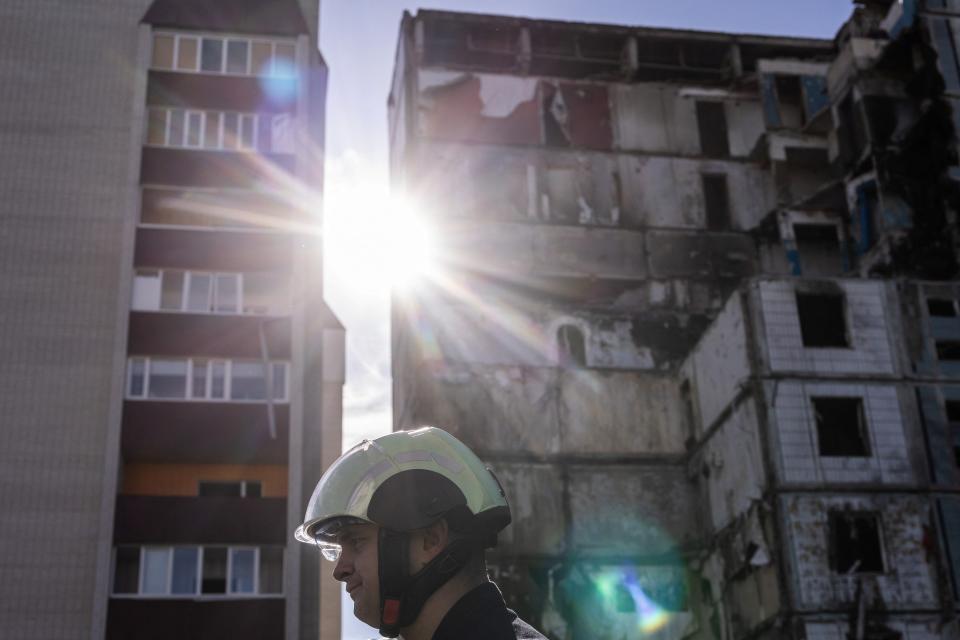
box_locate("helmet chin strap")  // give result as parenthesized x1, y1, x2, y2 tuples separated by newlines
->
(376, 528, 473, 638)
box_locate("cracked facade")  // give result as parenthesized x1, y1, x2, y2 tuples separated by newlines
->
(389, 3, 960, 639)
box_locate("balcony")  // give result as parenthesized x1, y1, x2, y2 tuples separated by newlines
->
(114, 495, 286, 545)
(141, 147, 295, 190)
(107, 598, 283, 640)
(121, 401, 289, 464)
(128, 312, 291, 359)
(134, 227, 294, 272)
(147, 70, 298, 114)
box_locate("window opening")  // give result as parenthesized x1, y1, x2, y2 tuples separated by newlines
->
(198, 480, 262, 498)
(202, 547, 228, 594)
(794, 224, 843, 275)
(829, 512, 884, 573)
(936, 341, 960, 361)
(113, 547, 140, 594)
(928, 298, 958, 317)
(796, 292, 848, 347)
(702, 173, 730, 230)
(774, 75, 804, 128)
(695, 101, 729, 158)
(812, 397, 870, 457)
(557, 325, 586, 367)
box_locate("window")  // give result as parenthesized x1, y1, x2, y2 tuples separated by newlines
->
(794, 224, 843, 276)
(230, 549, 256, 594)
(159, 270, 185, 310)
(226, 40, 249, 74)
(259, 547, 283, 594)
(695, 101, 729, 158)
(141, 548, 170, 594)
(133, 269, 288, 316)
(812, 397, 870, 457)
(936, 341, 960, 361)
(796, 292, 848, 347)
(702, 174, 729, 231)
(152, 32, 296, 77)
(198, 480, 262, 498)
(148, 359, 188, 399)
(145, 108, 273, 152)
(214, 274, 241, 313)
(126, 358, 288, 402)
(201, 38, 224, 72)
(828, 512, 884, 573)
(231, 362, 269, 400)
(557, 325, 586, 367)
(928, 298, 958, 317)
(176, 36, 199, 72)
(171, 548, 200, 595)
(151, 34, 175, 69)
(128, 358, 146, 398)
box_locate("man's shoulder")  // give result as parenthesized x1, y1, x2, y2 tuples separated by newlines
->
(432, 582, 548, 640)
(511, 615, 548, 640)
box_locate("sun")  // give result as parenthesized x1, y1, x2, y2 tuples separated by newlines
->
(324, 181, 436, 293)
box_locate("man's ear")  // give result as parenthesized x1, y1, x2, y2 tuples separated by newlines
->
(420, 518, 450, 561)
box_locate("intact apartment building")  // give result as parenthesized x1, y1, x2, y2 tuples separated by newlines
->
(0, 1, 343, 639)
(390, 3, 960, 639)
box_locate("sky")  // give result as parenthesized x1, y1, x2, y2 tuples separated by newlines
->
(317, 2, 854, 638)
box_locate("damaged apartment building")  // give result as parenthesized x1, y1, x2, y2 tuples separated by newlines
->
(389, 3, 960, 640)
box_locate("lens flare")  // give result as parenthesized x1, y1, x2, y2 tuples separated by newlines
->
(260, 59, 298, 105)
(588, 566, 682, 637)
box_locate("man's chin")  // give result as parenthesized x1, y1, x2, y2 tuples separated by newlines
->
(354, 602, 378, 629)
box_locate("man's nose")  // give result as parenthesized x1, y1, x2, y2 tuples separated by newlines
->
(332, 552, 352, 582)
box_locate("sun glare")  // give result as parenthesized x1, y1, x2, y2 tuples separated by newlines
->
(325, 182, 436, 293)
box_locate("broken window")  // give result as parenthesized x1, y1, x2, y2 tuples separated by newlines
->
(928, 298, 958, 317)
(812, 397, 870, 457)
(695, 101, 730, 158)
(545, 165, 579, 222)
(829, 511, 885, 573)
(796, 292, 848, 347)
(836, 93, 867, 166)
(467, 24, 518, 54)
(946, 400, 960, 469)
(701, 173, 730, 230)
(557, 325, 586, 367)
(936, 341, 960, 361)
(794, 224, 843, 275)
(775, 76, 804, 128)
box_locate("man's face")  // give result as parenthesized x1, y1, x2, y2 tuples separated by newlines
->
(332, 523, 380, 627)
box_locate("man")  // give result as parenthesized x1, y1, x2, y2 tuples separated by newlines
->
(296, 426, 547, 640)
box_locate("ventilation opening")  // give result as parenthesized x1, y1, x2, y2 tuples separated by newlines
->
(702, 173, 730, 231)
(796, 292, 848, 347)
(812, 397, 870, 457)
(928, 298, 958, 317)
(557, 324, 586, 367)
(829, 512, 884, 573)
